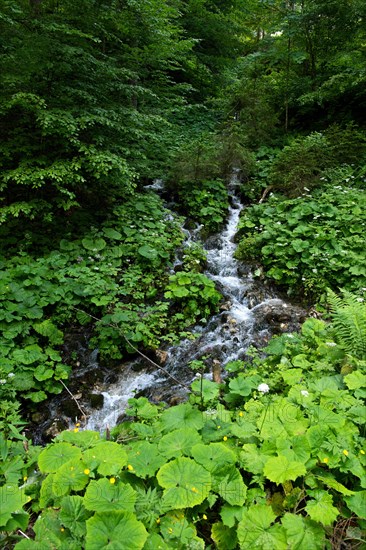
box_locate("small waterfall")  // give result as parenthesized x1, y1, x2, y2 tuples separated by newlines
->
(85, 186, 290, 431)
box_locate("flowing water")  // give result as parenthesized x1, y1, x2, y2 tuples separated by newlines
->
(85, 185, 292, 431)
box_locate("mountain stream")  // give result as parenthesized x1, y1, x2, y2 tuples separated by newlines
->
(83, 184, 306, 432)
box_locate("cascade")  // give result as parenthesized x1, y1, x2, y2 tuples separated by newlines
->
(85, 184, 293, 431)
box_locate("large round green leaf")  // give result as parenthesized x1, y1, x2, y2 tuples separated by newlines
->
(81, 237, 106, 251)
(160, 403, 204, 433)
(85, 511, 147, 550)
(126, 441, 165, 479)
(263, 456, 306, 484)
(0, 485, 31, 527)
(60, 495, 92, 538)
(157, 457, 211, 510)
(84, 479, 136, 513)
(38, 442, 82, 473)
(191, 443, 236, 473)
(52, 459, 89, 497)
(158, 428, 202, 459)
(83, 441, 127, 476)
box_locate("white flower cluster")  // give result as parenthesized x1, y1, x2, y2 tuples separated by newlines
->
(257, 383, 270, 394)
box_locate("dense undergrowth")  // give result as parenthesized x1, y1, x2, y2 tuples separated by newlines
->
(0, 295, 365, 549)
(0, 191, 221, 412)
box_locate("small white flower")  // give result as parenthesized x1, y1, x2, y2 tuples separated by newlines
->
(258, 383, 270, 394)
(7, 373, 15, 378)
(0, 379, 6, 384)
(301, 390, 309, 397)
(325, 342, 337, 347)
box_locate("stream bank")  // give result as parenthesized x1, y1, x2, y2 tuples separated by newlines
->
(28, 184, 307, 441)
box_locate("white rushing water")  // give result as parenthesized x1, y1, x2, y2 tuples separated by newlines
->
(86, 188, 283, 431)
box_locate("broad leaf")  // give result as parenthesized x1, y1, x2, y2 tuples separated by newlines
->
(281, 513, 325, 549)
(211, 523, 237, 550)
(60, 496, 92, 537)
(126, 441, 165, 479)
(85, 511, 147, 550)
(0, 485, 31, 527)
(83, 441, 127, 476)
(52, 459, 89, 497)
(157, 457, 211, 510)
(191, 442, 236, 473)
(38, 442, 82, 473)
(84, 479, 136, 513)
(305, 490, 339, 525)
(264, 456, 306, 484)
(345, 490, 366, 519)
(158, 428, 201, 459)
(237, 505, 287, 549)
(160, 403, 204, 432)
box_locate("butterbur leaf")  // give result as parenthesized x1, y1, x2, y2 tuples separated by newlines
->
(84, 479, 136, 513)
(213, 466, 247, 506)
(52, 459, 89, 497)
(144, 533, 169, 549)
(85, 511, 147, 550)
(56, 430, 101, 449)
(211, 523, 237, 550)
(345, 490, 366, 519)
(0, 485, 31, 527)
(220, 504, 245, 528)
(60, 495, 92, 537)
(160, 511, 197, 545)
(103, 228, 122, 240)
(157, 457, 211, 510)
(127, 441, 165, 478)
(191, 442, 236, 473)
(344, 371, 366, 390)
(38, 442, 82, 473)
(138, 244, 158, 260)
(81, 237, 106, 251)
(158, 428, 201, 459)
(160, 403, 204, 432)
(237, 505, 287, 549)
(83, 441, 127, 475)
(305, 490, 339, 525)
(281, 513, 325, 549)
(263, 456, 306, 484)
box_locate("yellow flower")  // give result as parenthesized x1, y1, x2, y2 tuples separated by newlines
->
(75, 422, 80, 427)
(127, 464, 134, 471)
(191, 487, 198, 493)
(322, 457, 329, 464)
(217, 425, 221, 429)
(23, 476, 28, 482)
(168, 528, 173, 534)
(156, 518, 160, 524)
(60, 527, 65, 532)
(239, 412, 244, 417)
(84, 469, 90, 475)
(223, 436, 228, 442)
(343, 450, 349, 457)
(73, 428, 79, 433)
(203, 514, 208, 520)
(109, 477, 116, 484)
(360, 450, 365, 455)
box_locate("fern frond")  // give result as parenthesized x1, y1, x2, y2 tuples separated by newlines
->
(327, 289, 366, 360)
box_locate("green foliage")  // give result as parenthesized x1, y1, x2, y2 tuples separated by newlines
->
(1, 310, 365, 548)
(165, 271, 222, 325)
(173, 179, 230, 233)
(267, 126, 366, 196)
(327, 289, 366, 360)
(235, 182, 366, 298)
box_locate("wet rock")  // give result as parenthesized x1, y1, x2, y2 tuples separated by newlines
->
(90, 393, 104, 410)
(62, 397, 82, 420)
(252, 300, 306, 334)
(155, 349, 168, 364)
(205, 235, 222, 250)
(45, 418, 68, 440)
